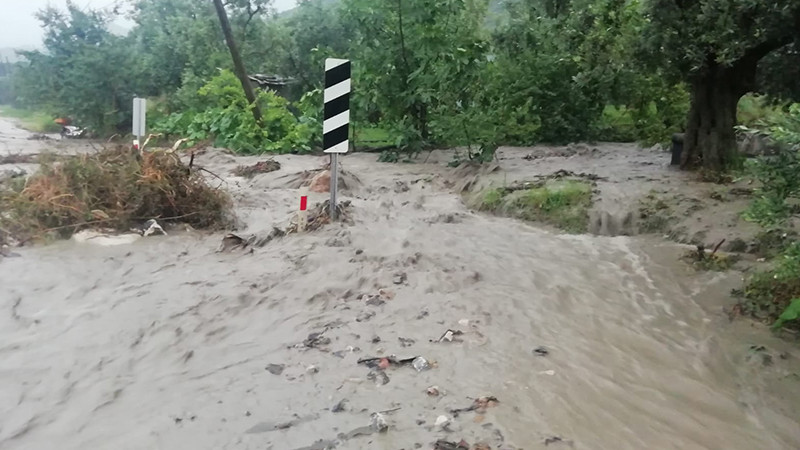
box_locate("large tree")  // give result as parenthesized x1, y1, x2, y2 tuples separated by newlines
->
(644, 0, 800, 170)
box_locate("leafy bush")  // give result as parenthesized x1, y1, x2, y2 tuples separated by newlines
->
(742, 241, 800, 331)
(741, 103, 800, 226)
(153, 70, 316, 154)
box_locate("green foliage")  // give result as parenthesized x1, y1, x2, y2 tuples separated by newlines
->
(0, 105, 61, 133)
(474, 181, 593, 233)
(12, 4, 139, 134)
(742, 241, 800, 330)
(737, 94, 789, 128)
(741, 104, 800, 226)
(153, 70, 315, 154)
(773, 298, 800, 331)
(342, 0, 490, 151)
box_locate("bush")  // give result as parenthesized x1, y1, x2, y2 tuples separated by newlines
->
(473, 181, 593, 233)
(741, 103, 800, 226)
(154, 70, 317, 154)
(742, 241, 800, 331)
(0, 147, 233, 241)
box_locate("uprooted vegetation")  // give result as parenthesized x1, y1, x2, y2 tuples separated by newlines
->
(0, 147, 233, 242)
(472, 179, 593, 233)
(681, 242, 739, 272)
(231, 159, 281, 178)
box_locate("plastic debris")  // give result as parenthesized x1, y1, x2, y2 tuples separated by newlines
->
(539, 370, 556, 376)
(306, 365, 319, 374)
(369, 412, 389, 432)
(458, 319, 470, 327)
(434, 329, 464, 343)
(393, 273, 407, 284)
(533, 346, 549, 356)
(412, 356, 431, 372)
(141, 219, 167, 237)
(435, 415, 451, 430)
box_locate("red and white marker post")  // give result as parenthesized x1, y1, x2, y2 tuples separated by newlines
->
(298, 194, 308, 232)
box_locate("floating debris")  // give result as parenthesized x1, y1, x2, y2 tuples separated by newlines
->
(232, 159, 281, 178)
(369, 412, 389, 432)
(434, 440, 470, 450)
(412, 356, 431, 372)
(450, 396, 499, 417)
(433, 329, 464, 343)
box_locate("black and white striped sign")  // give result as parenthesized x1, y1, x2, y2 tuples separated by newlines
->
(323, 58, 351, 154)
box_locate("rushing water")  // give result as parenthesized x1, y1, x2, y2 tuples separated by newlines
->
(1, 124, 799, 449)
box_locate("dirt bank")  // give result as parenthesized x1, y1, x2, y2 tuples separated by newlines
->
(2, 121, 799, 449)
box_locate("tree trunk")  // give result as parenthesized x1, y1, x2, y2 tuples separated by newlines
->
(212, 0, 262, 124)
(681, 64, 743, 171)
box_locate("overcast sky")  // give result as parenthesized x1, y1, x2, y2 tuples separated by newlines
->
(0, 0, 298, 49)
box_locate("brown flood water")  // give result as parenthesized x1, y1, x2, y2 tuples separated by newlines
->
(1, 120, 799, 449)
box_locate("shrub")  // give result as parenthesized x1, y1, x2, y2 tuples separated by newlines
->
(154, 70, 317, 154)
(742, 241, 800, 331)
(741, 103, 800, 226)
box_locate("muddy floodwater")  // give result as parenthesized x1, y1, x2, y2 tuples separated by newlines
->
(2, 119, 799, 449)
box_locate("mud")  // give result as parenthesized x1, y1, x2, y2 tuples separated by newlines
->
(2, 118, 800, 449)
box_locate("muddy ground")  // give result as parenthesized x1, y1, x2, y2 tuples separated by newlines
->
(1, 119, 800, 449)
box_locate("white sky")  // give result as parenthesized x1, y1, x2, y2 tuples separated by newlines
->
(0, 0, 298, 49)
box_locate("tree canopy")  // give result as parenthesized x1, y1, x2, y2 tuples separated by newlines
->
(4, 0, 798, 164)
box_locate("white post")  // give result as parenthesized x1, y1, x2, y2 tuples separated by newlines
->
(132, 97, 146, 149)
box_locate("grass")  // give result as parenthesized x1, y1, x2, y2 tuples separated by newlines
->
(0, 147, 233, 243)
(473, 180, 593, 233)
(0, 105, 61, 133)
(353, 126, 396, 149)
(738, 241, 800, 332)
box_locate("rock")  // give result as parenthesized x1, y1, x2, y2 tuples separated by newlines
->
(306, 365, 319, 374)
(369, 412, 389, 432)
(308, 170, 331, 193)
(426, 386, 441, 397)
(265, 364, 285, 375)
(738, 130, 777, 157)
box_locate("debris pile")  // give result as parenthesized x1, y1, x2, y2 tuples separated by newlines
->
(0, 146, 233, 242)
(231, 159, 281, 178)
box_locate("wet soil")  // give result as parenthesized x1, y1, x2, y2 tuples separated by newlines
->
(2, 120, 800, 449)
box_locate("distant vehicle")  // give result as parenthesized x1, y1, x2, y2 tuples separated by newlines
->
(54, 118, 86, 139)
